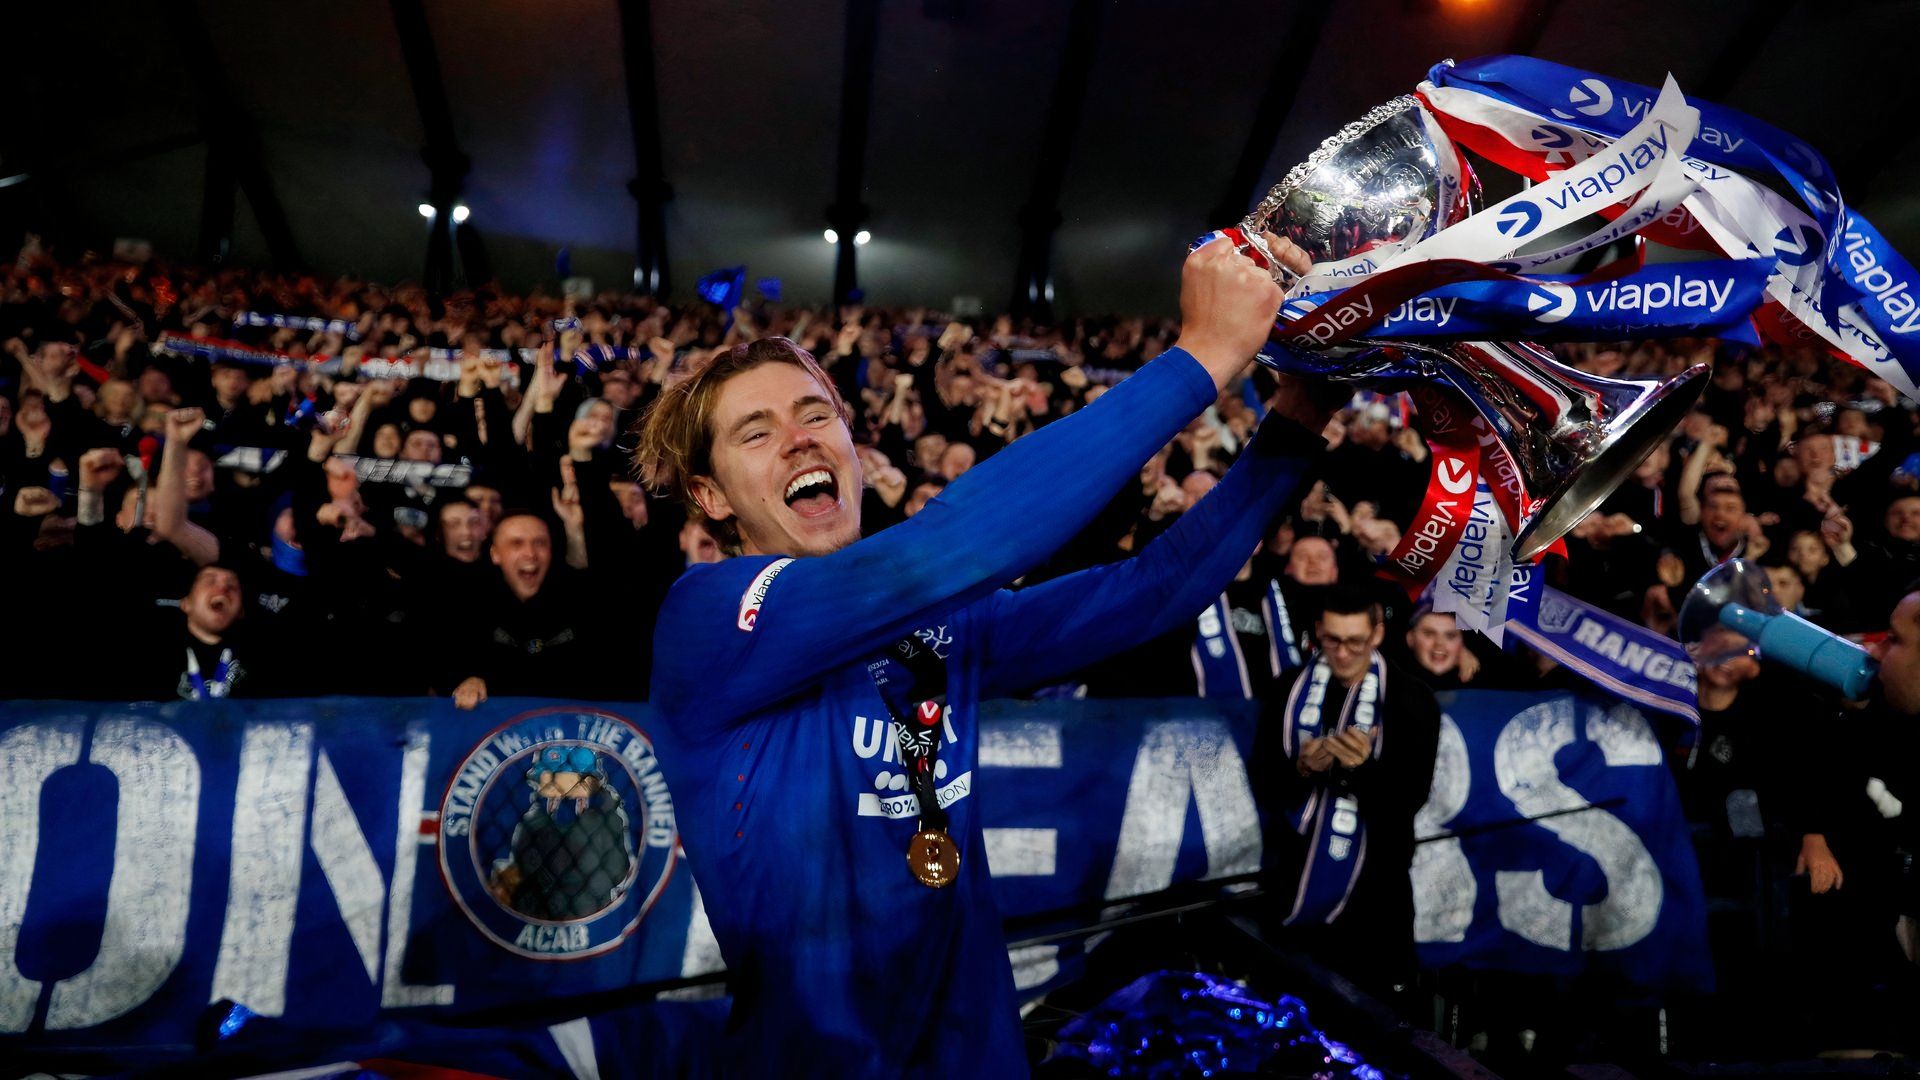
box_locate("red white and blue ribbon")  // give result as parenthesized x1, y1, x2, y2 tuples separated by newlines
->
(1418, 55, 1920, 402)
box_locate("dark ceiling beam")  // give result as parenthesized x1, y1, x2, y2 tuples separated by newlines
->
(1208, 1, 1335, 227)
(198, 140, 237, 266)
(163, 0, 303, 270)
(390, 0, 472, 295)
(1500, 0, 1563, 57)
(618, 0, 674, 297)
(827, 0, 883, 307)
(1010, 0, 1105, 323)
(2, 8, 81, 253)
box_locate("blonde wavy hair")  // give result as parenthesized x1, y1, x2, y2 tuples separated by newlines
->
(631, 337, 848, 547)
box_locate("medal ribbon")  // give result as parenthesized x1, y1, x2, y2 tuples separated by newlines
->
(867, 628, 955, 835)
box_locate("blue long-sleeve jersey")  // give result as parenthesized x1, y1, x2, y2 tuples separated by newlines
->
(647, 348, 1322, 1077)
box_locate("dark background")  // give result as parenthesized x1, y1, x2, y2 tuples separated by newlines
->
(7, 0, 1917, 313)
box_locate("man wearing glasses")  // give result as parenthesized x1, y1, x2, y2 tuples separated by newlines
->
(1255, 585, 1440, 999)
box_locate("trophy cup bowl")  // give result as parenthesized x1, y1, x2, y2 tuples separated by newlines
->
(1240, 97, 1709, 559)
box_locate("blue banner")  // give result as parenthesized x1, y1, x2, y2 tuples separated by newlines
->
(1414, 689, 1712, 992)
(2, 693, 1708, 1073)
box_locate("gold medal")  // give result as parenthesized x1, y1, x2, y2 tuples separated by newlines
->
(907, 828, 960, 888)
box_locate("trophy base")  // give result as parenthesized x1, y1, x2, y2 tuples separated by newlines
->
(1511, 362, 1711, 561)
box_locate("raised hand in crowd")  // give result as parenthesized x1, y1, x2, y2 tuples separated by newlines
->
(76, 447, 125, 526)
(1821, 507, 1857, 566)
(153, 408, 218, 565)
(22, 341, 77, 402)
(452, 675, 488, 710)
(14, 486, 60, 518)
(553, 457, 589, 570)
(1796, 833, 1844, 894)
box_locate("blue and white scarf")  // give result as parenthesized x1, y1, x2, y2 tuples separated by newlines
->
(1279, 651, 1386, 926)
(1191, 579, 1303, 699)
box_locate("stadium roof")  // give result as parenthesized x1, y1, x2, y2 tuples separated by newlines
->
(8, 0, 1916, 314)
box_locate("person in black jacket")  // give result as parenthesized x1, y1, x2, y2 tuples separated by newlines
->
(1253, 585, 1441, 999)
(441, 505, 615, 707)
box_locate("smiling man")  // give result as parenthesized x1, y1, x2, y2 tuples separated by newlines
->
(635, 235, 1327, 1077)
(443, 510, 614, 707)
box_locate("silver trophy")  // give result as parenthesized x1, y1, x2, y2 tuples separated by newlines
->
(1240, 96, 1708, 559)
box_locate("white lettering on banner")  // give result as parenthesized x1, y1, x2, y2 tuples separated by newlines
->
(46, 720, 200, 1031)
(1491, 698, 1662, 952)
(1104, 720, 1261, 899)
(979, 722, 1064, 768)
(547, 1016, 604, 1080)
(1007, 943, 1061, 992)
(382, 730, 452, 1007)
(985, 828, 1059, 876)
(1396, 492, 1467, 574)
(0, 718, 86, 1032)
(1412, 716, 1476, 944)
(514, 923, 591, 953)
(211, 723, 315, 1017)
(980, 721, 1064, 885)
(1552, 79, 1744, 155)
(1507, 565, 1534, 609)
(1495, 868, 1573, 951)
(310, 751, 385, 986)
(658, 885, 726, 1003)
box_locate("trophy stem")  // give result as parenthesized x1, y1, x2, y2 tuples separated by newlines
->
(1423, 342, 1709, 561)
(1507, 360, 1708, 560)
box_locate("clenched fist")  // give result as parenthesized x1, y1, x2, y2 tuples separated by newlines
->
(1174, 230, 1309, 391)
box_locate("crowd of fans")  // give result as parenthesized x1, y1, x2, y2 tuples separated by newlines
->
(4, 241, 1918, 1051)
(4, 246, 1917, 701)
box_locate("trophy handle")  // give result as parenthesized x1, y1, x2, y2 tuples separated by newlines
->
(1419, 340, 1709, 560)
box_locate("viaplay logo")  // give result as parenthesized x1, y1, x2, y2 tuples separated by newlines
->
(1551, 78, 1614, 120)
(1524, 283, 1578, 323)
(1497, 200, 1544, 239)
(1773, 224, 1824, 268)
(1532, 125, 1575, 150)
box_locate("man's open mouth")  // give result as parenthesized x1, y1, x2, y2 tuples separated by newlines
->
(783, 468, 838, 517)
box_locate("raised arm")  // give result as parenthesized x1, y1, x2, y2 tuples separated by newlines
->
(974, 402, 1327, 697)
(153, 408, 220, 566)
(650, 237, 1302, 722)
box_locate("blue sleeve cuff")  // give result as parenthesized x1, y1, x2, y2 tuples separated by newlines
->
(1154, 346, 1222, 417)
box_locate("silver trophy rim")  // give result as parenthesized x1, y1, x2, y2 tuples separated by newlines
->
(1237, 94, 1426, 280)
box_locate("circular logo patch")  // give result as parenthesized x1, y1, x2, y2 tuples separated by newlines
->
(438, 707, 678, 960)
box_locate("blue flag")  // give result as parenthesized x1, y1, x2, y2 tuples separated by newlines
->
(696, 266, 746, 311)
